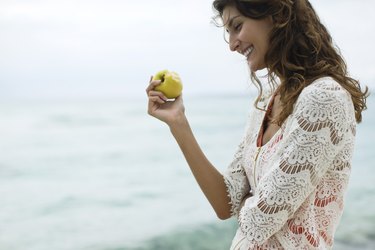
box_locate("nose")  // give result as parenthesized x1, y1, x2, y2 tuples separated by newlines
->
(229, 34, 240, 52)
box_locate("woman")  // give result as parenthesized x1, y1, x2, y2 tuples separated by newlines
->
(146, 0, 368, 249)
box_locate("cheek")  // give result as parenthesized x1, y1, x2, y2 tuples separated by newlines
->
(238, 23, 255, 41)
(237, 30, 248, 42)
(257, 32, 271, 53)
(261, 25, 273, 51)
(261, 37, 270, 52)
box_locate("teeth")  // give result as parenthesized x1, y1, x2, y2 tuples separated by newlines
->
(243, 46, 254, 58)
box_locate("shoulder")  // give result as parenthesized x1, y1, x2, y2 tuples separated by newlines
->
(295, 76, 353, 110)
(289, 77, 356, 137)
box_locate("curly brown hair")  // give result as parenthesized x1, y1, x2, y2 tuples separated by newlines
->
(213, 0, 368, 124)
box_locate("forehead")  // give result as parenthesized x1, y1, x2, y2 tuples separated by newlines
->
(222, 5, 242, 25)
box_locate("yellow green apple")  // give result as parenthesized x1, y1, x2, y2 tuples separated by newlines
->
(153, 70, 183, 99)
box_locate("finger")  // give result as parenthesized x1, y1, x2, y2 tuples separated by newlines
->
(148, 90, 168, 101)
(145, 79, 162, 93)
(149, 95, 166, 105)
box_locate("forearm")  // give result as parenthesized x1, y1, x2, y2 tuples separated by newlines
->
(169, 117, 232, 220)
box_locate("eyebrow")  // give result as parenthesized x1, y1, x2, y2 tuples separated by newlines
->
(226, 15, 241, 29)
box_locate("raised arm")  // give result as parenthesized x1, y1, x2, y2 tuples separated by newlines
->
(146, 78, 232, 219)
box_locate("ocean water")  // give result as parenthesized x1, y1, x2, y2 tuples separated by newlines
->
(0, 94, 374, 250)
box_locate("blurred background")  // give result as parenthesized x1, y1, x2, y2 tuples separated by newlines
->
(0, 0, 374, 249)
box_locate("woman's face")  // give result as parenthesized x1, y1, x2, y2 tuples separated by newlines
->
(222, 5, 273, 72)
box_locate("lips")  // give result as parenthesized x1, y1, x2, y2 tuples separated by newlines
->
(243, 46, 254, 60)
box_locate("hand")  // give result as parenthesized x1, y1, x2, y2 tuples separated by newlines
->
(146, 76, 186, 126)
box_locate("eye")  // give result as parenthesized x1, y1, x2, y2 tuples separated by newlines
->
(234, 23, 242, 31)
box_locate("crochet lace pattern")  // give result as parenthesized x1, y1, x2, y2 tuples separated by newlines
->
(224, 77, 356, 250)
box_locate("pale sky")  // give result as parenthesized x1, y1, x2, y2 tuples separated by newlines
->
(1, 0, 374, 101)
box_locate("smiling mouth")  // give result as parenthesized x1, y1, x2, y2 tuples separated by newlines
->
(243, 46, 254, 59)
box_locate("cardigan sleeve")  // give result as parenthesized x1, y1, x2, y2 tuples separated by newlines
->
(237, 81, 354, 245)
(223, 104, 260, 216)
(224, 137, 251, 216)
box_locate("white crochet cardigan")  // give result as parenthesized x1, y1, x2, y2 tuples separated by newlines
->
(225, 77, 356, 250)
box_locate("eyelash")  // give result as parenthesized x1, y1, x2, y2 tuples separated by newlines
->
(224, 22, 242, 39)
(234, 23, 242, 31)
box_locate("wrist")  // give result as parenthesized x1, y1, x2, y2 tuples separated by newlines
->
(168, 113, 189, 133)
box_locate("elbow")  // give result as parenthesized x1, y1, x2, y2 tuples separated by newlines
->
(216, 210, 232, 220)
(214, 200, 233, 220)
(217, 214, 231, 220)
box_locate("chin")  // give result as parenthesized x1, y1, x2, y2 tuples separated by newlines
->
(248, 61, 266, 73)
(248, 63, 261, 72)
